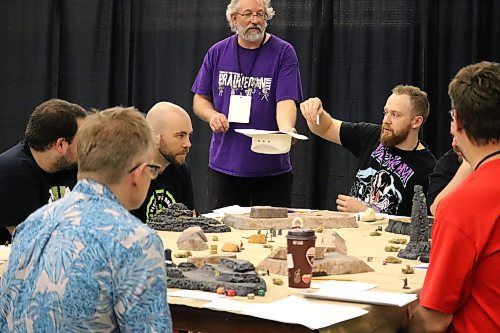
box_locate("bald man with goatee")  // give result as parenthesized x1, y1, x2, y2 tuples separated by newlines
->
(131, 102, 195, 223)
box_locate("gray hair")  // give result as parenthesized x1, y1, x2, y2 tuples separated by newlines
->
(226, 0, 275, 32)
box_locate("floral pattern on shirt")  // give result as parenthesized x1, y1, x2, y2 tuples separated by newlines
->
(0, 179, 172, 332)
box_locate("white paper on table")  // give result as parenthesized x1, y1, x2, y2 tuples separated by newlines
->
(303, 289, 417, 307)
(235, 128, 308, 140)
(201, 212, 224, 219)
(413, 262, 429, 270)
(212, 205, 251, 215)
(204, 295, 367, 330)
(310, 280, 378, 292)
(169, 290, 225, 301)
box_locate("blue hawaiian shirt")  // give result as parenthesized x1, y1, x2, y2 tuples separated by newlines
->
(0, 179, 172, 332)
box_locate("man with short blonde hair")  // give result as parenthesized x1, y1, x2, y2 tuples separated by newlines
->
(0, 107, 172, 332)
(301, 85, 436, 216)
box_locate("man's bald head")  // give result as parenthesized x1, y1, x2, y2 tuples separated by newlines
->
(146, 102, 191, 133)
(146, 101, 193, 166)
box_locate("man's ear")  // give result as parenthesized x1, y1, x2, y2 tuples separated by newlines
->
(54, 138, 67, 153)
(129, 163, 145, 187)
(412, 115, 424, 129)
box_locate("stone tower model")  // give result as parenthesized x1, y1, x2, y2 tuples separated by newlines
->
(397, 185, 431, 262)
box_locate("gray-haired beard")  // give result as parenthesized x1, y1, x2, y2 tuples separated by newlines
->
(236, 23, 267, 43)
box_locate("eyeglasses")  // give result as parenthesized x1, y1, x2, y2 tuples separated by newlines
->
(449, 109, 455, 122)
(128, 162, 162, 180)
(237, 12, 268, 20)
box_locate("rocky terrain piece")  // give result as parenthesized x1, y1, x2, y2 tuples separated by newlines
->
(167, 258, 266, 296)
(149, 203, 230, 233)
(223, 211, 358, 230)
(176, 226, 208, 251)
(320, 230, 347, 255)
(250, 206, 288, 218)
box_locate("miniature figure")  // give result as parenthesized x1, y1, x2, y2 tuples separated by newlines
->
(272, 278, 283, 286)
(402, 265, 415, 274)
(385, 256, 402, 264)
(402, 278, 410, 289)
(384, 245, 400, 252)
(389, 238, 408, 244)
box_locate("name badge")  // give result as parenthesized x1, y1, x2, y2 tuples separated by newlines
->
(228, 94, 251, 123)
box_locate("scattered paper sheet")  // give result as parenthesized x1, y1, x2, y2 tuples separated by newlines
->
(169, 290, 225, 301)
(203, 295, 367, 330)
(212, 205, 251, 215)
(235, 128, 308, 140)
(303, 289, 417, 307)
(310, 280, 378, 292)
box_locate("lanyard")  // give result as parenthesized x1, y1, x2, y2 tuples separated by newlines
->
(235, 34, 266, 78)
(474, 150, 500, 171)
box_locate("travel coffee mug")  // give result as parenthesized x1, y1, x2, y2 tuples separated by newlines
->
(286, 229, 316, 288)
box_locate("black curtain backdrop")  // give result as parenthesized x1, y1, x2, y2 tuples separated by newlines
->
(1, 0, 499, 213)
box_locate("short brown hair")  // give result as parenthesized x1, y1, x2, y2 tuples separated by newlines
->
(77, 106, 154, 183)
(392, 85, 430, 123)
(25, 99, 87, 151)
(449, 61, 500, 145)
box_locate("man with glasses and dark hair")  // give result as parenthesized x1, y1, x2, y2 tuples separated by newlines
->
(300, 85, 436, 216)
(409, 61, 500, 333)
(0, 106, 172, 332)
(0, 98, 87, 243)
(192, 0, 303, 211)
(131, 101, 195, 223)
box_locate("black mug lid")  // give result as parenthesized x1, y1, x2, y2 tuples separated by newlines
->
(287, 229, 315, 239)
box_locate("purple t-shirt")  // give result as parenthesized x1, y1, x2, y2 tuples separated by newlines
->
(192, 34, 303, 177)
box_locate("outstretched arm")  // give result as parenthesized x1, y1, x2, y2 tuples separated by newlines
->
(300, 97, 343, 145)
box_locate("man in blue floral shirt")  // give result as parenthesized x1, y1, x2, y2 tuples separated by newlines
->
(0, 107, 172, 332)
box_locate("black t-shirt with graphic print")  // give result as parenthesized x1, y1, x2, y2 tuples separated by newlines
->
(131, 163, 195, 224)
(0, 141, 77, 243)
(340, 122, 436, 216)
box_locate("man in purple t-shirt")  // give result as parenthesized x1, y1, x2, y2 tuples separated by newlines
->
(192, 0, 303, 211)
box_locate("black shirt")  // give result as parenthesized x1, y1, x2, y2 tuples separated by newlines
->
(0, 142, 77, 242)
(427, 149, 461, 209)
(340, 122, 436, 216)
(130, 163, 195, 223)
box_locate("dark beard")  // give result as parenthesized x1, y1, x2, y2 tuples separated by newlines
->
(160, 150, 184, 166)
(54, 155, 77, 171)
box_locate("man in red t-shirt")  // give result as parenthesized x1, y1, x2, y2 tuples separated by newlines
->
(409, 61, 500, 332)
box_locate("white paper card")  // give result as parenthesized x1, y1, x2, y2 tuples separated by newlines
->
(228, 94, 251, 123)
(235, 128, 308, 140)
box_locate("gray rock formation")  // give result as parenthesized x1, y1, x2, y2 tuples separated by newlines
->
(397, 185, 431, 262)
(149, 203, 231, 233)
(166, 258, 266, 296)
